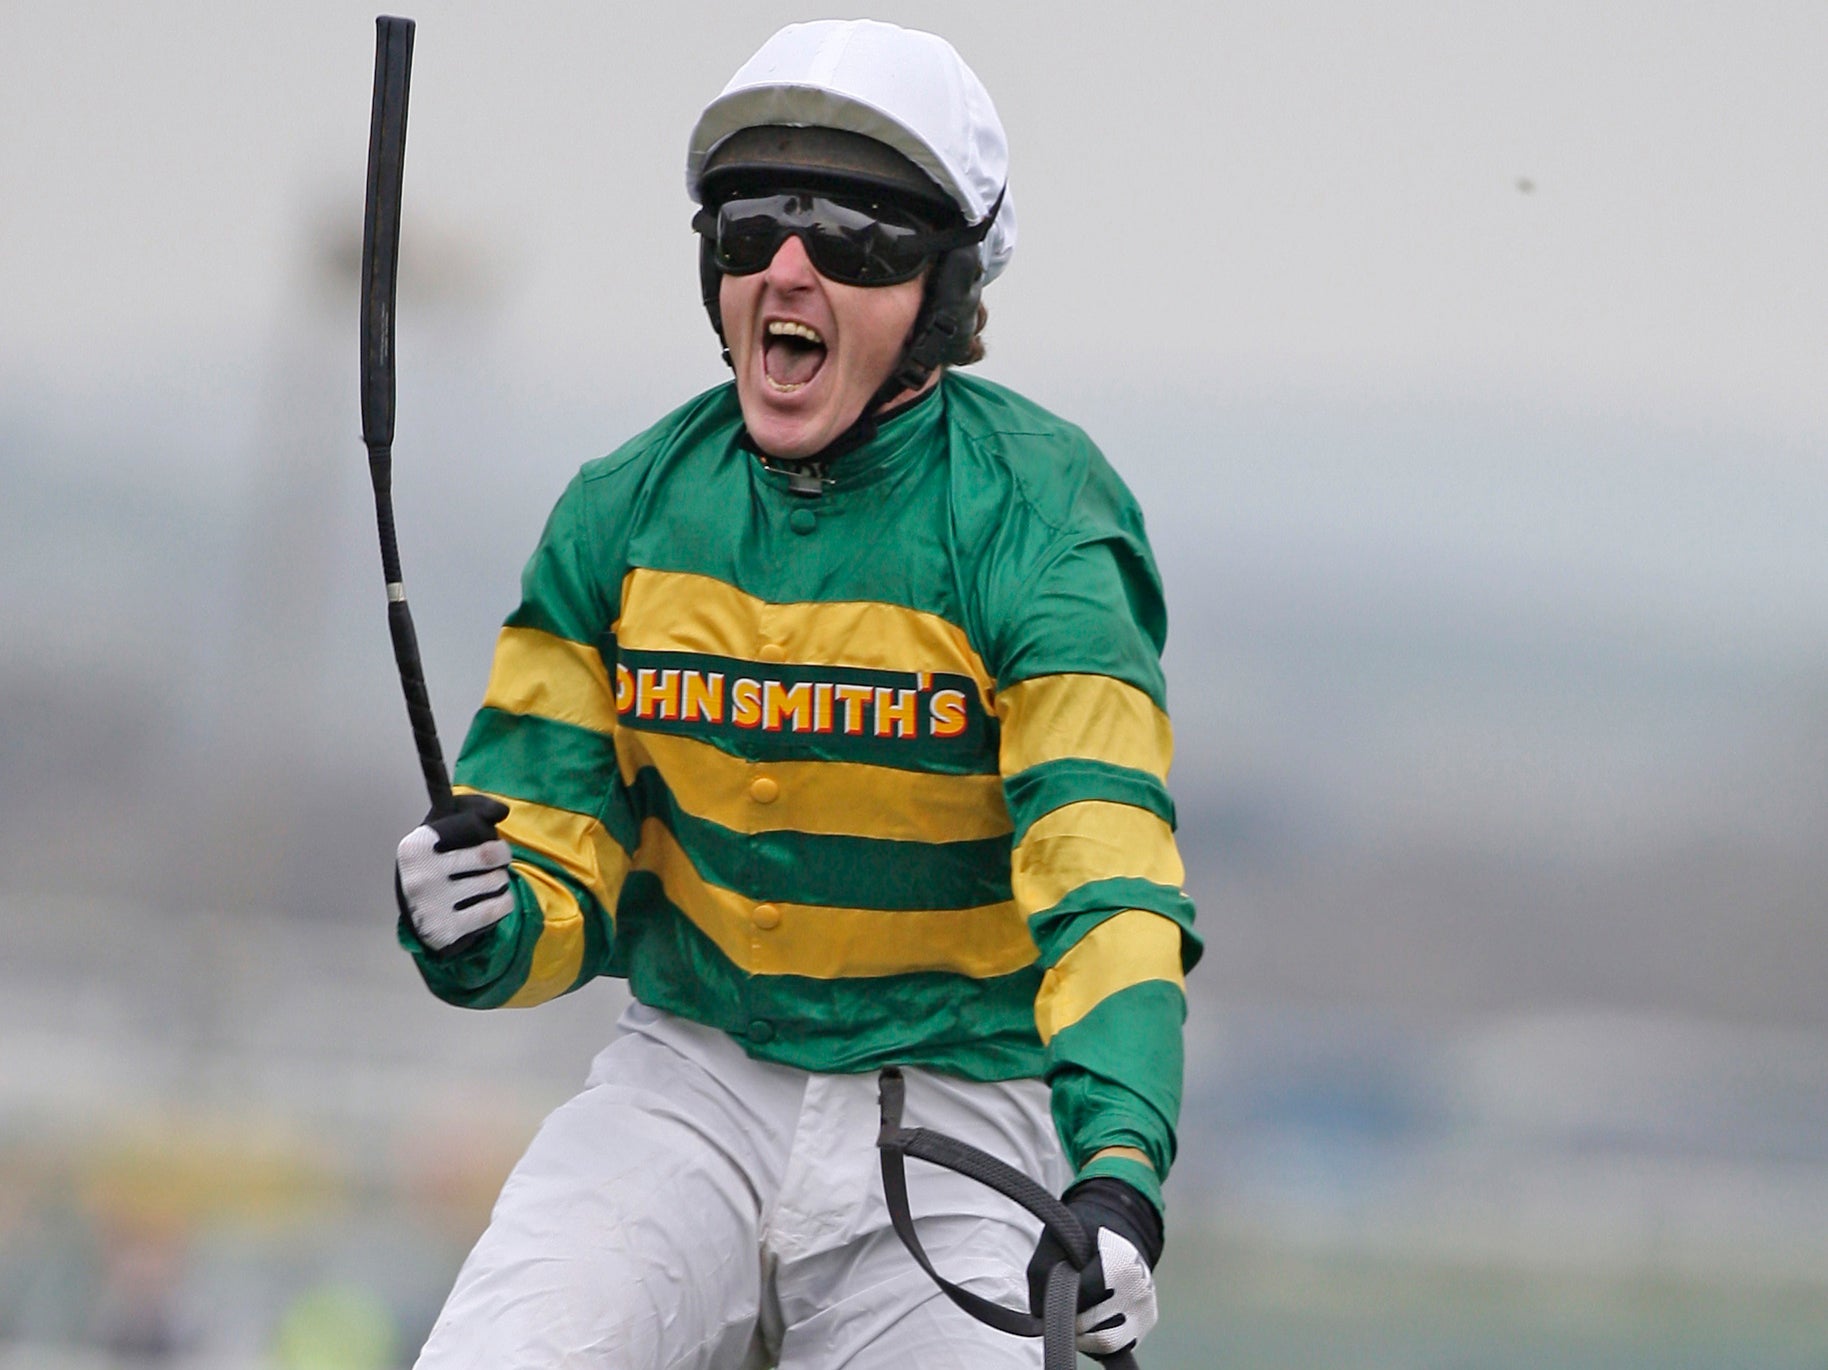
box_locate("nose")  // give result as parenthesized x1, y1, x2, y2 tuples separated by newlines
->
(763, 230, 819, 286)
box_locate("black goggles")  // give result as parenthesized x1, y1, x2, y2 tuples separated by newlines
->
(692, 191, 992, 287)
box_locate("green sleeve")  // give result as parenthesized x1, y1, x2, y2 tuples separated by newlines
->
(989, 481, 1199, 1217)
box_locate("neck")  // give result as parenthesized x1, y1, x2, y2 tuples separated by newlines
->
(871, 367, 944, 422)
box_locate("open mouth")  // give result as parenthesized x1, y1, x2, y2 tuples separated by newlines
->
(762, 320, 827, 392)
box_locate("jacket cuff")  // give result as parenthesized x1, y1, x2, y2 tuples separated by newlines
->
(1073, 1152, 1163, 1217)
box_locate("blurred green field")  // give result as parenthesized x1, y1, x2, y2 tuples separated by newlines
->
(7, 1143, 1828, 1369)
(1151, 1234, 1828, 1370)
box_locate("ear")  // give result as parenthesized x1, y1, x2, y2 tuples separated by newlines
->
(699, 238, 732, 368)
(892, 247, 984, 393)
(939, 251, 986, 366)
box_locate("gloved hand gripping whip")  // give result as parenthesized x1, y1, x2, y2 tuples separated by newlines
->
(360, 13, 454, 818)
(877, 1068, 1144, 1370)
(396, 794, 513, 951)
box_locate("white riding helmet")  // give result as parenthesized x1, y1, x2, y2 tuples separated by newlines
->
(687, 19, 1015, 282)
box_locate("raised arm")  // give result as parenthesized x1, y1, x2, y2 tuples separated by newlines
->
(397, 472, 638, 1009)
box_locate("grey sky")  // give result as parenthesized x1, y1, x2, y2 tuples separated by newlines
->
(2, 3, 1826, 1044)
(3, 1, 1823, 451)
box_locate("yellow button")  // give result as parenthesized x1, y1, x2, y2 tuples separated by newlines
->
(758, 643, 787, 663)
(751, 902, 781, 930)
(749, 776, 780, 804)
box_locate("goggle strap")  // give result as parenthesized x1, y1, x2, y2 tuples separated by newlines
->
(966, 185, 1007, 242)
(909, 185, 1006, 256)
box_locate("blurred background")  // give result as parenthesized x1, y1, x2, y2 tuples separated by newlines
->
(3, 2, 1825, 1366)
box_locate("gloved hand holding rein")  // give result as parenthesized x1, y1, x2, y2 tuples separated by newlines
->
(394, 793, 513, 952)
(1026, 1176, 1163, 1359)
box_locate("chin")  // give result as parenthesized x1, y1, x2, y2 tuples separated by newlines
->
(740, 394, 848, 460)
(742, 414, 814, 460)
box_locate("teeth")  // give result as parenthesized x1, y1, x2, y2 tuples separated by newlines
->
(767, 320, 824, 345)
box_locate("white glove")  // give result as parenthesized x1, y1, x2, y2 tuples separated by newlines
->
(395, 795, 515, 950)
(1076, 1226, 1158, 1357)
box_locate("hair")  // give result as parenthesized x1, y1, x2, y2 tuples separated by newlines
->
(957, 303, 989, 367)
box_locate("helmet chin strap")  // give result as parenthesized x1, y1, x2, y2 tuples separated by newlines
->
(887, 245, 985, 397)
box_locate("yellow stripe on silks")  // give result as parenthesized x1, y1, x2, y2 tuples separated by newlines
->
(481, 626, 618, 735)
(996, 674, 1174, 779)
(455, 787, 631, 904)
(616, 729, 1012, 842)
(615, 568, 995, 707)
(1011, 801, 1184, 916)
(632, 819, 1036, 979)
(1034, 909, 1185, 1042)
(502, 863, 588, 1008)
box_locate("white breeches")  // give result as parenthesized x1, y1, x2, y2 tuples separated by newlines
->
(415, 1003, 1071, 1370)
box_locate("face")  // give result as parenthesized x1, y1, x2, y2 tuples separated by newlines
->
(721, 233, 928, 459)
